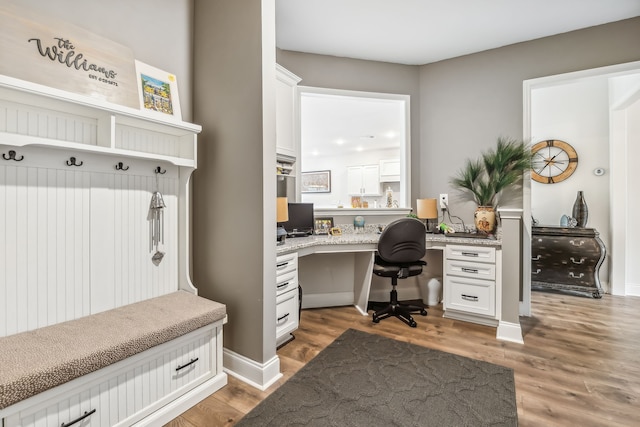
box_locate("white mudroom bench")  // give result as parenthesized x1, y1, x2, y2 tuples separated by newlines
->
(0, 291, 227, 426)
(0, 72, 227, 426)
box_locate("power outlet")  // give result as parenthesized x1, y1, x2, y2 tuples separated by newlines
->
(439, 193, 448, 210)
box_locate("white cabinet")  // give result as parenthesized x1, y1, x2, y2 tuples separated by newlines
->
(347, 165, 381, 196)
(275, 65, 302, 159)
(379, 159, 400, 182)
(443, 244, 498, 326)
(276, 252, 299, 347)
(2, 324, 224, 427)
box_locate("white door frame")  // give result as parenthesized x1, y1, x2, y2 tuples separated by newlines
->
(522, 60, 640, 314)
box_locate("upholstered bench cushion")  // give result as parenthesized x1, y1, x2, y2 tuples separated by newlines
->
(0, 291, 226, 410)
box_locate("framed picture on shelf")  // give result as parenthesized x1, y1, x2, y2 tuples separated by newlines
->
(301, 170, 331, 193)
(135, 60, 182, 121)
(314, 217, 334, 234)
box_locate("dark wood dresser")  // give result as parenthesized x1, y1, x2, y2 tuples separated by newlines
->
(531, 226, 606, 298)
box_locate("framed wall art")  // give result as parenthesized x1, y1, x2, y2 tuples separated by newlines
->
(135, 60, 182, 121)
(301, 170, 331, 193)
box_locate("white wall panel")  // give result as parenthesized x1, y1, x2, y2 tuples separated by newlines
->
(0, 146, 180, 336)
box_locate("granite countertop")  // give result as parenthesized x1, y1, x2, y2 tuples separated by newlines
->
(277, 232, 501, 254)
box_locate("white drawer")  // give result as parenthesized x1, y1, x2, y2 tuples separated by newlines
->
(4, 327, 216, 427)
(446, 258, 495, 281)
(276, 252, 298, 277)
(276, 270, 298, 297)
(276, 288, 299, 341)
(444, 276, 495, 317)
(446, 244, 495, 263)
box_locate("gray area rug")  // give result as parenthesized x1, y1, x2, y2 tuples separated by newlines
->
(237, 329, 517, 427)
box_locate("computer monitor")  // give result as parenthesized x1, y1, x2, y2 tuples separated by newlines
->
(279, 202, 314, 237)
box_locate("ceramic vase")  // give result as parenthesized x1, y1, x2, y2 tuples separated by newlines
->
(474, 206, 496, 234)
(572, 191, 588, 227)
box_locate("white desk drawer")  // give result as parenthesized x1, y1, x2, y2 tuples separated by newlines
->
(276, 270, 298, 297)
(276, 253, 298, 277)
(445, 276, 495, 317)
(446, 245, 495, 263)
(446, 258, 495, 281)
(276, 289, 299, 340)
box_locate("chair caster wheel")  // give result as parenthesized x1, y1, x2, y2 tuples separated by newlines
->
(372, 315, 380, 323)
(409, 320, 417, 327)
(420, 309, 427, 316)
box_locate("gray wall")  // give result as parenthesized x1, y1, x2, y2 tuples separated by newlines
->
(420, 17, 640, 223)
(4, 0, 194, 121)
(192, 0, 274, 363)
(276, 50, 421, 209)
(279, 18, 640, 224)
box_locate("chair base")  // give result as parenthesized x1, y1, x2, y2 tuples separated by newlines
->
(368, 292, 427, 328)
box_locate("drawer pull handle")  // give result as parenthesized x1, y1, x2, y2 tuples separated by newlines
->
(461, 251, 479, 257)
(570, 257, 585, 264)
(461, 294, 478, 302)
(276, 262, 289, 268)
(532, 255, 541, 260)
(277, 281, 290, 289)
(61, 409, 96, 427)
(461, 267, 478, 274)
(532, 268, 541, 275)
(569, 240, 585, 247)
(569, 272, 584, 279)
(277, 313, 290, 323)
(176, 358, 199, 372)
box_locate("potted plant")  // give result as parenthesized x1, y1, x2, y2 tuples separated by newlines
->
(450, 137, 531, 234)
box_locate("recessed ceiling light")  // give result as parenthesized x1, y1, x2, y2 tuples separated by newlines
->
(356, 146, 363, 152)
(311, 149, 319, 156)
(335, 138, 345, 145)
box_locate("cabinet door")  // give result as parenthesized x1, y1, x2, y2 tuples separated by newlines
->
(361, 165, 380, 195)
(379, 159, 400, 182)
(275, 65, 301, 158)
(347, 166, 364, 195)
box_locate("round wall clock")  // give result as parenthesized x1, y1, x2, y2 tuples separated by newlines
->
(531, 139, 578, 184)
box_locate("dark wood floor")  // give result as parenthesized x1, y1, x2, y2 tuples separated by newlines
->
(166, 291, 640, 426)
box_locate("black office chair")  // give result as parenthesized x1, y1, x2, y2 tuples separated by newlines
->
(370, 217, 428, 327)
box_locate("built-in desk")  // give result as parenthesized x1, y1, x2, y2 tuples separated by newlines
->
(276, 233, 503, 332)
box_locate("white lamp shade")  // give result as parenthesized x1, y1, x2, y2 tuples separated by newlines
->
(277, 197, 289, 222)
(417, 198, 438, 219)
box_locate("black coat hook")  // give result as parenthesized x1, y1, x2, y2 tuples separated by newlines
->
(154, 166, 167, 174)
(66, 157, 83, 167)
(115, 162, 130, 171)
(2, 150, 24, 161)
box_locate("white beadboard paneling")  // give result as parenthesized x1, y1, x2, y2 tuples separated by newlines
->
(0, 100, 98, 145)
(1, 145, 180, 336)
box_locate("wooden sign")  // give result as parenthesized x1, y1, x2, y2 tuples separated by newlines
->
(0, 4, 139, 109)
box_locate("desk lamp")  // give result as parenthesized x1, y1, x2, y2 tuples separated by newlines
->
(277, 197, 289, 245)
(417, 198, 438, 233)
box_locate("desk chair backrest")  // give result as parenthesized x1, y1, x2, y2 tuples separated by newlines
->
(377, 218, 426, 264)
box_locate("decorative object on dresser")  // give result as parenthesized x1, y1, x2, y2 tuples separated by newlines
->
(451, 137, 532, 234)
(531, 226, 605, 298)
(572, 190, 589, 227)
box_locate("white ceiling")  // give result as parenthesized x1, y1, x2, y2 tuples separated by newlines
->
(276, 0, 640, 65)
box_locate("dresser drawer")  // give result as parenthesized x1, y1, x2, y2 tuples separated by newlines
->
(276, 288, 299, 340)
(445, 276, 495, 317)
(446, 258, 495, 281)
(276, 253, 298, 277)
(4, 327, 216, 427)
(446, 245, 495, 263)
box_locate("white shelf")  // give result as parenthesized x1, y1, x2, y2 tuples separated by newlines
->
(0, 74, 200, 166)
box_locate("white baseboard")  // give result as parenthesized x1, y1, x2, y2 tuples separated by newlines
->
(626, 283, 640, 296)
(223, 348, 282, 391)
(301, 292, 354, 309)
(497, 321, 524, 344)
